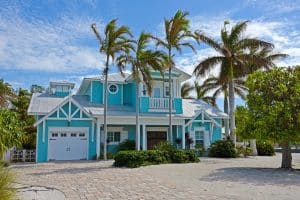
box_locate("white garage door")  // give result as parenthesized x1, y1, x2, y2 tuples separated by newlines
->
(48, 127, 88, 161)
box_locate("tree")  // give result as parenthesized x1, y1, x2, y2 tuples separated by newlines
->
(11, 89, 36, 149)
(194, 21, 273, 145)
(181, 82, 194, 99)
(194, 81, 216, 105)
(30, 84, 44, 93)
(117, 32, 166, 150)
(0, 109, 24, 158)
(202, 77, 248, 136)
(152, 10, 197, 142)
(246, 67, 300, 168)
(0, 80, 15, 108)
(91, 20, 134, 160)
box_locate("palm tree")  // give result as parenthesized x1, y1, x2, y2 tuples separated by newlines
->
(194, 21, 273, 145)
(194, 81, 216, 105)
(202, 77, 248, 137)
(181, 82, 194, 99)
(117, 32, 166, 150)
(152, 10, 197, 143)
(91, 20, 134, 160)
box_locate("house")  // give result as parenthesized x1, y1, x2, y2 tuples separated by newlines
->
(28, 68, 228, 162)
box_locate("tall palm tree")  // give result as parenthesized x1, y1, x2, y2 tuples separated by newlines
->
(152, 10, 197, 143)
(202, 77, 248, 137)
(194, 21, 273, 145)
(117, 32, 166, 150)
(91, 20, 134, 160)
(181, 82, 194, 99)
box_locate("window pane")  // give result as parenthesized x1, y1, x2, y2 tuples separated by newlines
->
(114, 132, 121, 142)
(195, 131, 204, 140)
(108, 132, 114, 142)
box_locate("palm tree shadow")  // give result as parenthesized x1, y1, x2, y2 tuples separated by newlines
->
(200, 167, 300, 186)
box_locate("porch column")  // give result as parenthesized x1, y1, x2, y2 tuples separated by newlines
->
(96, 119, 100, 159)
(182, 125, 185, 149)
(142, 124, 146, 150)
(137, 125, 140, 151)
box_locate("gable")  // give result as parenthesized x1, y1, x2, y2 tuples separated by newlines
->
(34, 97, 91, 126)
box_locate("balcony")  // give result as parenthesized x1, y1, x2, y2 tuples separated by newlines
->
(139, 97, 182, 114)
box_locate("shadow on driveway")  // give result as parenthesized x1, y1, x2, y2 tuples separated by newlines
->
(200, 167, 300, 186)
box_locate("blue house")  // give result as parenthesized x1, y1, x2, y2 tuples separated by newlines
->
(28, 68, 228, 162)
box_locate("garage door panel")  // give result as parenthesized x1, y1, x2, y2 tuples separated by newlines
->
(48, 128, 88, 161)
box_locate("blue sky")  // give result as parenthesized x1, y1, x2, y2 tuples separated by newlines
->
(1, 0, 300, 108)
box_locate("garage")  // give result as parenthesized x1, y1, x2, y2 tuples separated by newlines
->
(48, 127, 88, 161)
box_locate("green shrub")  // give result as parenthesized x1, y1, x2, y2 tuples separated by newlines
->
(236, 145, 253, 157)
(194, 144, 205, 157)
(114, 149, 199, 168)
(209, 140, 237, 158)
(256, 141, 275, 156)
(153, 142, 176, 152)
(117, 140, 136, 152)
(0, 166, 15, 200)
(0, 161, 9, 167)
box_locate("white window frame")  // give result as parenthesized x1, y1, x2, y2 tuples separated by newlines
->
(106, 127, 128, 145)
(108, 131, 121, 144)
(108, 84, 119, 94)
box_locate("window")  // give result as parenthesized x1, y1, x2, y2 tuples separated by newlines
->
(195, 131, 204, 146)
(51, 132, 58, 137)
(108, 131, 121, 143)
(71, 133, 77, 137)
(79, 133, 85, 137)
(60, 133, 67, 137)
(142, 85, 147, 96)
(108, 84, 118, 94)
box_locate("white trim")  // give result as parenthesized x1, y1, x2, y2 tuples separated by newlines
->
(36, 128, 39, 162)
(193, 127, 210, 149)
(182, 125, 185, 149)
(108, 83, 119, 94)
(96, 120, 100, 158)
(60, 108, 68, 118)
(45, 118, 91, 121)
(142, 124, 146, 150)
(68, 100, 71, 121)
(146, 127, 168, 132)
(91, 121, 94, 142)
(71, 108, 80, 118)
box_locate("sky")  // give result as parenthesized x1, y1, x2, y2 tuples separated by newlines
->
(1, 0, 300, 109)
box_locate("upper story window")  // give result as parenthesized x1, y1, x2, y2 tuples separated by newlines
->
(108, 84, 118, 94)
(56, 85, 70, 93)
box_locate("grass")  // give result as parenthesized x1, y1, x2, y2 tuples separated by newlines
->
(0, 165, 15, 200)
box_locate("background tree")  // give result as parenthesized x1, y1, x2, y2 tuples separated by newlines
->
(117, 32, 166, 150)
(30, 84, 44, 93)
(11, 89, 36, 149)
(91, 19, 134, 160)
(194, 81, 216, 105)
(194, 21, 273, 145)
(246, 67, 300, 168)
(0, 109, 24, 158)
(0, 80, 15, 108)
(152, 10, 197, 143)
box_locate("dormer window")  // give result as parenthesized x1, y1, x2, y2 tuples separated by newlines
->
(108, 84, 118, 94)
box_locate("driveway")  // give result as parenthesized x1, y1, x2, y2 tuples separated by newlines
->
(12, 153, 300, 200)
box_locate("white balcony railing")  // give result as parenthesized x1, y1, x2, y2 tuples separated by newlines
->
(149, 97, 172, 109)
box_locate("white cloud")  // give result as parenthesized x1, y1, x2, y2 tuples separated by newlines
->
(0, 6, 105, 73)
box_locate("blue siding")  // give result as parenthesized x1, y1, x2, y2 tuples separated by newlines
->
(55, 91, 69, 97)
(91, 81, 103, 104)
(139, 97, 149, 113)
(123, 83, 133, 106)
(108, 83, 122, 105)
(174, 98, 183, 114)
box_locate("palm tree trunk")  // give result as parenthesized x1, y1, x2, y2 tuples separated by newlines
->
(168, 50, 172, 144)
(281, 141, 292, 169)
(103, 56, 109, 160)
(135, 81, 140, 150)
(228, 63, 236, 146)
(250, 139, 257, 156)
(224, 92, 229, 138)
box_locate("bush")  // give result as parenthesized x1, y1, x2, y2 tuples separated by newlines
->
(194, 144, 205, 157)
(114, 149, 199, 168)
(117, 140, 136, 152)
(236, 145, 253, 157)
(256, 141, 275, 156)
(209, 140, 237, 158)
(0, 166, 15, 200)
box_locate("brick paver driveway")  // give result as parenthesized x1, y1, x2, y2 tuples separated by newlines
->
(12, 154, 300, 200)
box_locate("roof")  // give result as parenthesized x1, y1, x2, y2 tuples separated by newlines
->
(29, 93, 227, 119)
(182, 99, 228, 118)
(86, 73, 130, 83)
(50, 81, 75, 88)
(27, 93, 67, 115)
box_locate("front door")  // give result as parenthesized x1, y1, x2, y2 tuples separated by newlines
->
(147, 131, 167, 149)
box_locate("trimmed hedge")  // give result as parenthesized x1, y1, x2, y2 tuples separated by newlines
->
(117, 140, 136, 152)
(209, 140, 237, 158)
(114, 149, 199, 168)
(256, 141, 275, 156)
